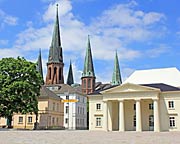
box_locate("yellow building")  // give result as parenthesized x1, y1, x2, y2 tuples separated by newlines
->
(0, 86, 64, 129)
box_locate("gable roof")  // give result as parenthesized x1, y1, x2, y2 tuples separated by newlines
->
(40, 85, 61, 100)
(124, 67, 180, 87)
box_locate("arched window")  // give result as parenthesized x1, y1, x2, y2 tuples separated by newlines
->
(49, 67, 51, 79)
(59, 68, 61, 80)
(83, 79, 86, 88)
(54, 67, 57, 75)
(88, 79, 91, 88)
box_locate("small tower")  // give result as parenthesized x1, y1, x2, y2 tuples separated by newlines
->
(81, 35, 96, 94)
(36, 49, 44, 83)
(46, 4, 64, 85)
(111, 51, 122, 85)
(66, 60, 74, 86)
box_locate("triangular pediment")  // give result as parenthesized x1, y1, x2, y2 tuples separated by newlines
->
(101, 83, 160, 94)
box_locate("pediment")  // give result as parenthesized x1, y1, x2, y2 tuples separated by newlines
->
(101, 83, 160, 94)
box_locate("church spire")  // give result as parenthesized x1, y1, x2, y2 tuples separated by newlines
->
(81, 35, 96, 94)
(48, 4, 63, 63)
(111, 51, 122, 85)
(66, 60, 74, 86)
(82, 35, 95, 77)
(45, 4, 64, 85)
(36, 49, 44, 82)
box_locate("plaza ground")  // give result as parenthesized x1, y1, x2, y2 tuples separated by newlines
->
(0, 130, 179, 144)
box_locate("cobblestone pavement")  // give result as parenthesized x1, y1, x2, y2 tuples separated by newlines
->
(0, 130, 180, 144)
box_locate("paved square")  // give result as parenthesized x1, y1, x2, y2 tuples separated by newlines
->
(0, 130, 179, 144)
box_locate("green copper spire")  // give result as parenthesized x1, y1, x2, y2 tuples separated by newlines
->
(67, 60, 74, 86)
(111, 51, 122, 85)
(36, 49, 44, 81)
(48, 4, 63, 63)
(82, 35, 95, 77)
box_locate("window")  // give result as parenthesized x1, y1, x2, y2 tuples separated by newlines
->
(48, 67, 51, 79)
(66, 95, 69, 100)
(57, 103, 59, 112)
(53, 102, 55, 111)
(83, 79, 86, 88)
(52, 117, 55, 125)
(28, 116, 32, 123)
(133, 104, 136, 110)
(66, 106, 69, 114)
(133, 115, 136, 127)
(18, 116, 23, 123)
(88, 79, 91, 88)
(56, 118, 59, 125)
(149, 103, 153, 110)
(96, 117, 102, 127)
(96, 104, 101, 110)
(65, 118, 69, 124)
(149, 115, 154, 127)
(169, 117, 175, 127)
(168, 101, 174, 109)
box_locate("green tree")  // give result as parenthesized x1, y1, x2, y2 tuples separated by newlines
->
(0, 57, 43, 128)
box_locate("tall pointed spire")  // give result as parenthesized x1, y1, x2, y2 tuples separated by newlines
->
(82, 35, 95, 77)
(45, 4, 64, 85)
(81, 35, 96, 94)
(48, 4, 63, 63)
(36, 49, 44, 82)
(67, 60, 74, 86)
(111, 51, 122, 85)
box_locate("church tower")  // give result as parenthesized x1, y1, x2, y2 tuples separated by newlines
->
(81, 35, 96, 94)
(36, 49, 44, 84)
(46, 4, 64, 85)
(66, 60, 74, 86)
(111, 51, 122, 85)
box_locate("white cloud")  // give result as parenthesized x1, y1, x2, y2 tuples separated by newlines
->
(0, 9, 18, 27)
(0, 39, 8, 45)
(146, 45, 170, 58)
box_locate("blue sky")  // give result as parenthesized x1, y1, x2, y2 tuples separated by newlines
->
(0, 0, 180, 84)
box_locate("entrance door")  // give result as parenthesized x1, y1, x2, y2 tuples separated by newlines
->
(149, 115, 154, 131)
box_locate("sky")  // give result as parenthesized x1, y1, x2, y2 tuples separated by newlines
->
(0, 0, 180, 84)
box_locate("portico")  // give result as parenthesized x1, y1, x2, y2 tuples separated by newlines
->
(103, 98, 160, 132)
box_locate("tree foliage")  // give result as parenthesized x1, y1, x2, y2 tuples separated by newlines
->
(0, 57, 43, 122)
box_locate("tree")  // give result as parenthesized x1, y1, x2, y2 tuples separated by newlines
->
(0, 57, 43, 127)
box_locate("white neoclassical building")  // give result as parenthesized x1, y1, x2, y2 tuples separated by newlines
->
(89, 67, 180, 132)
(46, 84, 87, 130)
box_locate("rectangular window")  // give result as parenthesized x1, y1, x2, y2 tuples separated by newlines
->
(66, 106, 69, 114)
(88, 79, 91, 88)
(52, 117, 55, 125)
(66, 95, 69, 100)
(65, 118, 68, 124)
(96, 104, 101, 110)
(96, 117, 101, 127)
(149, 103, 153, 110)
(18, 116, 23, 123)
(133, 104, 136, 110)
(168, 101, 174, 109)
(169, 117, 175, 127)
(28, 116, 32, 123)
(53, 102, 55, 111)
(133, 115, 136, 127)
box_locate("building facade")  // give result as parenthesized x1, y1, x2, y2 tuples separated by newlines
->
(0, 86, 64, 129)
(89, 81, 180, 132)
(46, 84, 87, 129)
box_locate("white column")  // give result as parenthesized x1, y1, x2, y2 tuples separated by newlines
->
(119, 100, 125, 131)
(153, 99, 160, 132)
(103, 101, 108, 131)
(108, 101, 112, 131)
(136, 99, 142, 132)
